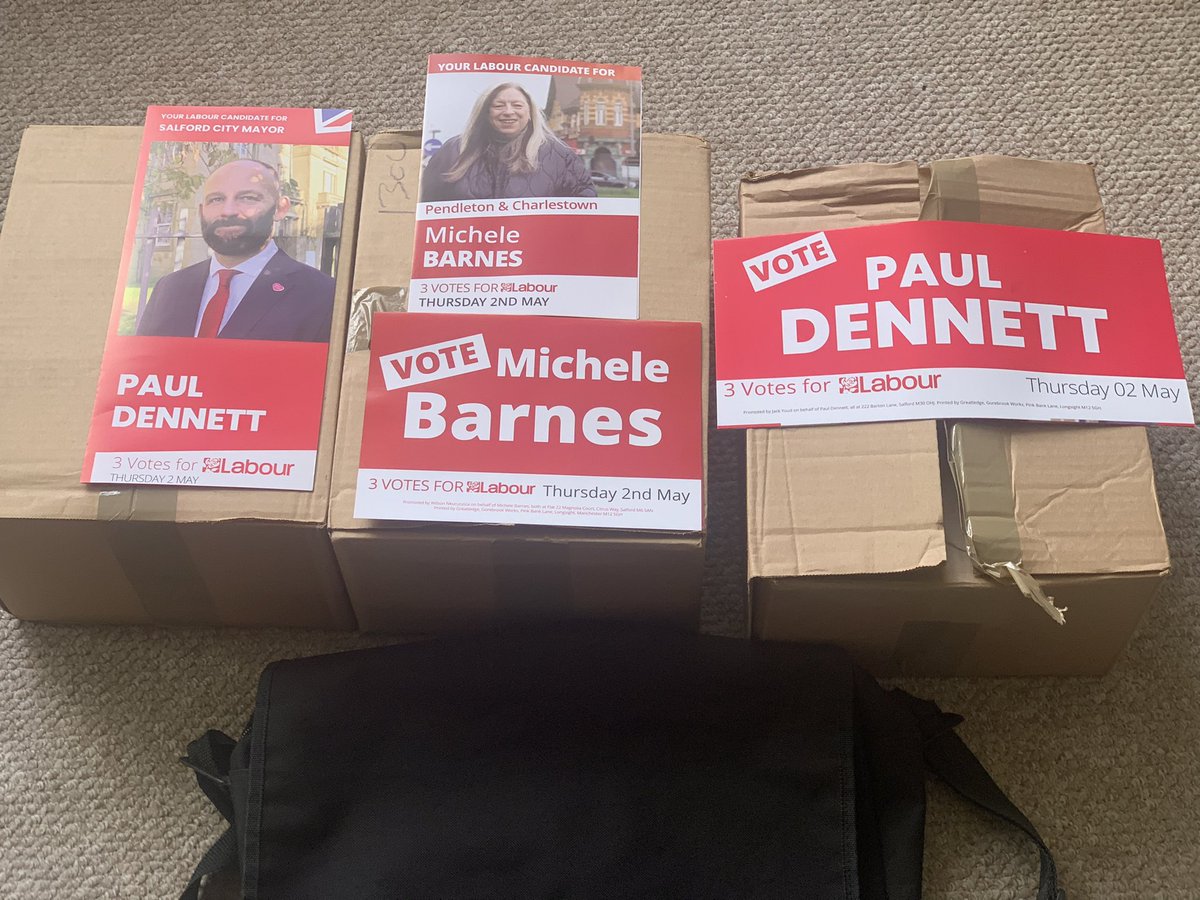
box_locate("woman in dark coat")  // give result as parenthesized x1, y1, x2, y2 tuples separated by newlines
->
(419, 82, 598, 202)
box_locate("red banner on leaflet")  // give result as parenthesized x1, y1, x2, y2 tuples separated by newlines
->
(355, 313, 703, 531)
(713, 221, 1193, 428)
(83, 106, 353, 490)
(411, 53, 643, 319)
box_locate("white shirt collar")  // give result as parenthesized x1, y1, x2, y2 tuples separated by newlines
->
(207, 239, 279, 283)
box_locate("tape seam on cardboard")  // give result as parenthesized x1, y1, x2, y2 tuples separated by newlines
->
(948, 424, 1067, 624)
(925, 157, 1066, 623)
(96, 489, 217, 623)
(921, 158, 981, 222)
(345, 286, 408, 354)
(96, 487, 178, 522)
(103, 522, 217, 624)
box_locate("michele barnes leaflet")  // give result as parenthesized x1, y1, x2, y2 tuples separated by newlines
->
(82, 106, 354, 490)
(412, 53, 642, 319)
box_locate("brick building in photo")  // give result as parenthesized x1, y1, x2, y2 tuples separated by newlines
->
(547, 76, 642, 186)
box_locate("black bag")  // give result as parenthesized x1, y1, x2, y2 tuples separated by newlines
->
(181, 626, 1065, 899)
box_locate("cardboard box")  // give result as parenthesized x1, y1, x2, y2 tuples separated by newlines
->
(743, 156, 1169, 676)
(0, 125, 363, 628)
(329, 131, 711, 632)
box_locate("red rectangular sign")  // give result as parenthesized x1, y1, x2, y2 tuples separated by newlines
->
(83, 106, 353, 489)
(356, 313, 703, 530)
(714, 221, 1192, 427)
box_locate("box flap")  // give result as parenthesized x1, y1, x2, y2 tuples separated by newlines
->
(0, 125, 364, 526)
(740, 161, 946, 576)
(330, 131, 712, 532)
(747, 420, 947, 577)
(741, 161, 922, 236)
(352, 130, 419, 291)
(1009, 425, 1169, 573)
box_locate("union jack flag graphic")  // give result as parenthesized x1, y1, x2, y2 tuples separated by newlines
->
(313, 108, 353, 134)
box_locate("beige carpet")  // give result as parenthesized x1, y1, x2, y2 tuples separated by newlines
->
(2, 0, 1199, 896)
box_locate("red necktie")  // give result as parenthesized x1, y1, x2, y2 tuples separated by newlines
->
(197, 268, 240, 338)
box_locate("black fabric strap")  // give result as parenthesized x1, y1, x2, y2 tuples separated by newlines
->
(180, 730, 240, 900)
(180, 827, 238, 900)
(892, 689, 1067, 900)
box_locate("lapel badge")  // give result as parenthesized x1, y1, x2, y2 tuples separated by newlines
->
(272, 282, 286, 293)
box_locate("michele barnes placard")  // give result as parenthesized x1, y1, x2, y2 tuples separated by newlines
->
(82, 106, 354, 489)
(411, 53, 643, 319)
(713, 220, 1193, 428)
(355, 313, 702, 530)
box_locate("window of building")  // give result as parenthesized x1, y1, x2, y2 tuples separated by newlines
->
(152, 200, 175, 247)
(323, 171, 335, 193)
(596, 101, 606, 126)
(614, 101, 624, 127)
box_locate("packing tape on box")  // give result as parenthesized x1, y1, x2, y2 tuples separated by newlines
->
(346, 286, 407, 354)
(924, 158, 1066, 624)
(918, 158, 981, 223)
(947, 423, 1067, 625)
(922, 155, 1108, 233)
(96, 488, 218, 624)
(97, 486, 179, 522)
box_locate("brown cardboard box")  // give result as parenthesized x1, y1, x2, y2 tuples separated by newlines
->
(743, 156, 1169, 676)
(329, 131, 711, 632)
(0, 125, 363, 628)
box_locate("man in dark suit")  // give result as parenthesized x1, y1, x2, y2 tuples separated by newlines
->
(136, 159, 335, 343)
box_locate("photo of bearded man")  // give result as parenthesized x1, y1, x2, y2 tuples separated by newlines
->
(135, 157, 336, 343)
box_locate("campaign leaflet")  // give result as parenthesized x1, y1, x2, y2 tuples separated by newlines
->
(82, 106, 353, 490)
(411, 53, 642, 319)
(714, 220, 1193, 428)
(355, 314, 702, 530)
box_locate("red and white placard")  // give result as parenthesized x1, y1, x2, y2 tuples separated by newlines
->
(355, 313, 702, 530)
(714, 220, 1192, 428)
